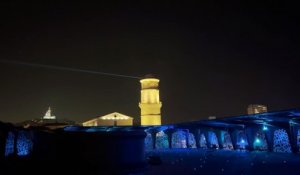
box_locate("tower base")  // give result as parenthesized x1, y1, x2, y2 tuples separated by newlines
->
(141, 115, 161, 126)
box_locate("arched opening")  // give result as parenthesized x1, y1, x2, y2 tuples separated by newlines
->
(221, 131, 233, 150)
(236, 131, 248, 150)
(208, 131, 219, 149)
(5, 132, 15, 157)
(16, 130, 33, 156)
(273, 129, 292, 153)
(144, 132, 153, 151)
(172, 130, 187, 148)
(188, 133, 197, 148)
(155, 131, 169, 149)
(253, 130, 268, 151)
(199, 133, 207, 148)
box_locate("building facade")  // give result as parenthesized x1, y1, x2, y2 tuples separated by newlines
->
(82, 112, 133, 126)
(247, 104, 268, 115)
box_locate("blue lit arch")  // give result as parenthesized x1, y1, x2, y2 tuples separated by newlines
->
(155, 131, 169, 149)
(188, 133, 197, 148)
(172, 130, 187, 148)
(221, 131, 233, 150)
(236, 131, 248, 149)
(199, 133, 207, 148)
(273, 129, 292, 153)
(144, 132, 153, 151)
(208, 131, 219, 149)
(253, 130, 268, 151)
(5, 132, 15, 157)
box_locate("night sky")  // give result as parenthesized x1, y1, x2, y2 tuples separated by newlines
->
(0, 1, 299, 124)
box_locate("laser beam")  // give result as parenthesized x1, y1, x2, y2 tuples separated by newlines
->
(0, 59, 142, 79)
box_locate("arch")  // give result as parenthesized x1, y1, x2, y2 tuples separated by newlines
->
(188, 133, 197, 148)
(221, 131, 233, 150)
(236, 130, 248, 149)
(155, 131, 169, 149)
(16, 130, 33, 156)
(253, 130, 268, 151)
(208, 131, 219, 149)
(273, 129, 292, 153)
(172, 130, 187, 148)
(144, 132, 153, 150)
(5, 132, 15, 157)
(199, 133, 207, 148)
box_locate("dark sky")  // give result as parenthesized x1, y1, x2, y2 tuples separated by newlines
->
(0, 1, 299, 124)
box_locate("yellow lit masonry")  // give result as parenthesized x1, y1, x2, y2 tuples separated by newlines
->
(139, 76, 162, 126)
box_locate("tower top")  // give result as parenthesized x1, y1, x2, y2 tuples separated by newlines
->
(43, 107, 56, 120)
(140, 76, 159, 89)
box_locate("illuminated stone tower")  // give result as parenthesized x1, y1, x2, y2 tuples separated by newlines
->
(139, 75, 162, 126)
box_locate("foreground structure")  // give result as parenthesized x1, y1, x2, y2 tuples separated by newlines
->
(1, 108, 300, 174)
(144, 108, 300, 153)
(0, 123, 146, 174)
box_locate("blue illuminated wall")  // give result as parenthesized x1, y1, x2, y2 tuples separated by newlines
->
(5, 132, 15, 157)
(155, 131, 169, 149)
(172, 130, 187, 148)
(273, 129, 292, 153)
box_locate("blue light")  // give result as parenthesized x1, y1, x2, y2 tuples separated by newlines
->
(263, 125, 268, 131)
(17, 131, 33, 156)
(5, 132, 15, 157)
(241, 139, 245, 144)
(255, 138, 261, 143)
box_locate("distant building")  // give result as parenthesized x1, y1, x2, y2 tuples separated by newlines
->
(208, 116, 216, 120)
(82, 112, 133, 126)
(247, 104, 268, 115)
(43, 107, 56, 120)
(17, 107, 77, 129)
